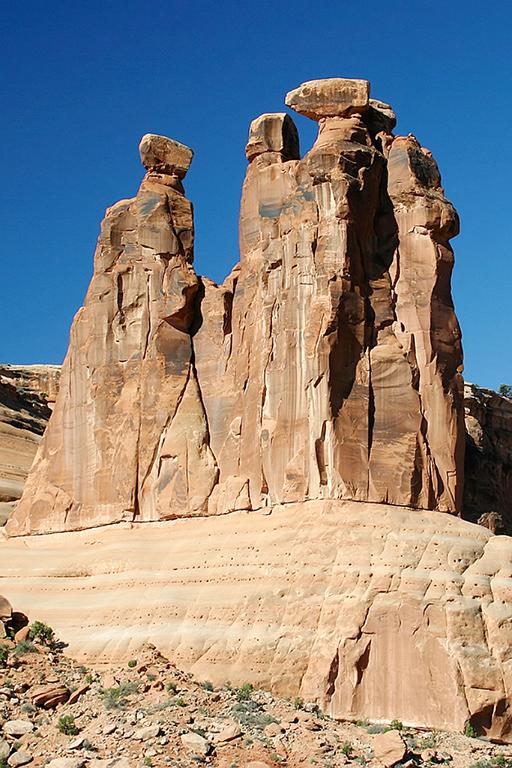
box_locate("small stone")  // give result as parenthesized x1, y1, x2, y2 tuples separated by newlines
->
(3, 721, 34, 738)
(373, 730, 407, 768)
(13, 627, 30, 644)
(67, 685, 89, 706)
(133, 724, 160, 741)
(0, 741, 11, 761)
(68, 738, 85, 750)
(180, 732, 211, 756)
(263, 723, 283, 738)
(7, 753, 32, 767)
(46, 760, 85, 768)
(139, 134, 193, 179)
(31, 684, 69, 709)
(213, 722, 241, 743)
(102, 724, 116, 735)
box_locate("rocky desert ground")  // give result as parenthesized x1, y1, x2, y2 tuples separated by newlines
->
(1, 600, 512, 768)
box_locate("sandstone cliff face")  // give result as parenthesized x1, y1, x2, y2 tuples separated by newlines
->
(2, 500, 512, 741)
(7, 78, 464, 535)
(0, 365, 60, 525)
(463, 383, 512, 533)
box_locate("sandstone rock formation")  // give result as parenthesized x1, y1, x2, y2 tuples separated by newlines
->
(8, 77, 464, 535)
(0, 365, 60, 525)
(5, 76, 511, 741)
(463, 383, 512, 533)
(2, 500, 512, 740)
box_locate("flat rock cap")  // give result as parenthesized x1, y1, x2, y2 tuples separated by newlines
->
(139, 133, 193, 179)
(246, 113, 300, 161)
(285, 77, 370, 120)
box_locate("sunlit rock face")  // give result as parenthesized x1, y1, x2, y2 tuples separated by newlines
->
(196, 80, 464, 516)
(8, 137, 217, 534)
(8, 77, 464, 535)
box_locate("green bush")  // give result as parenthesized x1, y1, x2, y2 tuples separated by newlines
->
(166, 681, 177, 693)
(29, 621, 55, 646)
(202, 680, 214, 691)
(127, 659, 137, 668)
(0, 644, 9, 664)
(175, 696, 186, 707)
(293, 696, 304, 710)
(101, 681, 139, 710)
(58, 715, 79, 735)
(341, 742, 352, 757)
(498, 384, 512, 399)
(464, 721, 479, 738)
(14, 640, 37, 656)
(389, 719, 403, 731)
(236, 683, 253, 702)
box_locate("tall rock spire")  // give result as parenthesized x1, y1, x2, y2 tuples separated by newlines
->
(7, 134, 218, 535)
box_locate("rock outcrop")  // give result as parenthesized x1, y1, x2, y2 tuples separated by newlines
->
(2, 500, 512, 740)
(463, 383, 512, 533)
(0, 365, 60, 525)
(8, 78, 464, 535)
(5, 76, 512, 741)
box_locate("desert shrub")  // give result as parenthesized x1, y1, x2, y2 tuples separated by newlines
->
(389, 719, 403, 731)
(202, 680, 214, 691)
(0, 644, 9, 664)
(101, 681, 139, 709)
(14, 639, 37, 656)
(470, 760, 512, 768)
(464, 721, 479, 738)
(166, 681, 177, 693)
(341, 742, 353, 757)
(29, 620, 54, 646)
(127, 659, 137, 668)
(366, 724, 387, 734)
(58, 715, 79, 735)
(498, 384, 512, 399)
(175, 696, 186, 707)
(236, 683, 253, 702)
(293, 696, 304, 710)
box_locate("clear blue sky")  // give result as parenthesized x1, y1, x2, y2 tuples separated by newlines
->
(1, 0, 511, 390)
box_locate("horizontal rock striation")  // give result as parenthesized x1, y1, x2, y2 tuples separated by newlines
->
(0, 365, 60, 525)
(1, 500, 512, 740)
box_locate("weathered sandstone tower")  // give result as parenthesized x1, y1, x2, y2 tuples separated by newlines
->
(7, 78, 464, 535)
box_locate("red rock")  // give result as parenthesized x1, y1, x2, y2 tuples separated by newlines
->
(67, 684, 89, 705)
(373, 730, 407, 767)
(13, 627, 29, 644)
(31, 684, 70, 708)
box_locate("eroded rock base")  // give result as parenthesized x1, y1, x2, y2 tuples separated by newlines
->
(1, 500, 511, 740)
